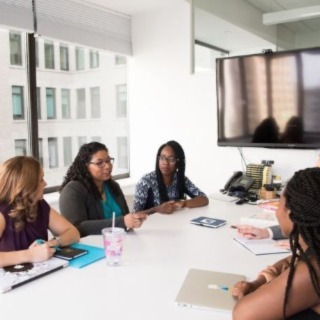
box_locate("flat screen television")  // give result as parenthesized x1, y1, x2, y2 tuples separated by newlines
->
(216, 46, 320, 149)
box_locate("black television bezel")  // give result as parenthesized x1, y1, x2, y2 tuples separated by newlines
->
(216, 46, 320, 150)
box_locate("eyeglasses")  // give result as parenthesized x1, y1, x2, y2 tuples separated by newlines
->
(89, 158, 115, 168)
(158, 155, 178, 164)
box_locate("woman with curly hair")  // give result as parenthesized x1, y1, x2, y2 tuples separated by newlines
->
(0, 156, 80, 268)
(232, 167, 320, 320)
(133, 140, 208, 214)
(59, 142, 146, 237)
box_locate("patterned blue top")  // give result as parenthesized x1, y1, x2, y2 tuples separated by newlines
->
(133, 171, 206, 212)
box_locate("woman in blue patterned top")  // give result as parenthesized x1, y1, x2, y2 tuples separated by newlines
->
(133, 140, 208, 214)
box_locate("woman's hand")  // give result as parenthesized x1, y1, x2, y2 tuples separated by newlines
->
(157, 201, 176, 214)
(124, 212, 147, 229)
(236, 225, 270, 239)
(232, 281, 256, 299)
(28, 240, 55, 262)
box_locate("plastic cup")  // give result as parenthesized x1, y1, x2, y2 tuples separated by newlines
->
(102, 227, 125, 266)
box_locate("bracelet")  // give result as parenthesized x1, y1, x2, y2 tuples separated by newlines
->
(53, 236, 62, 247)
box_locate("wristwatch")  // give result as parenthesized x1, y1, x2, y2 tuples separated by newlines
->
(53, 236, 62, 247)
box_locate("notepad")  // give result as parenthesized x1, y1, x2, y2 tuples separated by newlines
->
(233, 236, 290, 255)
(190, 216, 227, 228)
(68, 243, 105, 268)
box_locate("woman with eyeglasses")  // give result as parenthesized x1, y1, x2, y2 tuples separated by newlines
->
(59, 142, 147, 237)
(133, 140, 209, 214)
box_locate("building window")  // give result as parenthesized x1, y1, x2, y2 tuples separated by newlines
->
(76, 47, 85, 70)
(63, 137, 72, 167)
(15, 139, 27, 155)
(10, 32, 22, 66)
(116, 84, 127, 117)
(60, 45, 69, 71)
(77, 88, 86, 119)
(117, 137, 128, 169)
(48, 137, 58, 168)
(12, 86, 24, 120)
(90, 50, 99, 68)
(38, 138, 43, 166)
(61, 89, 71, 119)
(44, 41, 55, 69)
(46, 88, 56, 119)
(78, 136, 87, 149)
(35, 38, 39, 68)
(37, 87, 41, 119)
(115, 55, 127, 65)
(90, 87, 100, 118)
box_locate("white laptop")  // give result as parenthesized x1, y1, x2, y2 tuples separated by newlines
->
(0, 257, 68, 293)
(175, 269, 245, 313)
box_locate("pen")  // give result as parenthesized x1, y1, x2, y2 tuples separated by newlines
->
(208, 284, 231, 291)
(35, 239, 59, 250)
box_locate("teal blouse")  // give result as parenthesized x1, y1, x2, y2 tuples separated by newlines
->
(101, 184, 122, 219)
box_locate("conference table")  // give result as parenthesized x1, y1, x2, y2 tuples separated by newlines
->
(1, 197, 288, 320)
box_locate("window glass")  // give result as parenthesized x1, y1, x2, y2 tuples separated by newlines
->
(12, 86, 24, 120)
(44, 41, 55, 69)
(37, 87, 41, 119)
(90, 87, 100, 118)
(60, 45, 69, 71)
(46, 88, 56, 119)
(76, 47, 85, 70)
(63, 137, 72, 167)
(61, 89, 71, 119)
(77, 88, 86, 119)
(90, 50, 99, 68)
(10, 31, 22, 66)
(48, 137, 58, 168)
(116, 84, 127, 117)
(15, 139, 27, 155)
(115, 55, 127, 65)
(117, 137, 128, 169)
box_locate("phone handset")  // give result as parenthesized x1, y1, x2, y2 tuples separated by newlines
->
(221, 171, 243, 193)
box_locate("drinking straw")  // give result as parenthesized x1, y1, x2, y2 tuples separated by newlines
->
(112, 211, 115, 232)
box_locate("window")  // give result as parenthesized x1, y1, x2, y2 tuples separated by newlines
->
(76, 47, 85, 70)
(35, 38, 39, 68)
(117, 137, 128, 169)
(15, 139, 27, 155)
(38, 138, 43, 166)
(90, 50, 99, 68)
(90, 87, 100, 118)
(10, 32, 22, 66)
(61, 89, 71, 119)
(116, 85, 127, 117)
(63, 137, 72, 167)
(77, 88, 86, 119)
(48, 137, 58, 168)
(12, 86, 24, 120)
(37, 87, 41, 119)
(44, 41, 55, 69)
(1, 27, 129, 188)
(115, 55, 127, 65)
(60, 45, 69, 71)
(46, 88, 56, 119)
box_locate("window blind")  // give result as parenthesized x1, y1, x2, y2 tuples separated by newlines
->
(0, 0, 132, 55)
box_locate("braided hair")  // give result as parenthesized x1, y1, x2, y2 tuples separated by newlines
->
(155, 140, 186, 203)
(283, 167, 320, 318)
(60, 142, 108, 200)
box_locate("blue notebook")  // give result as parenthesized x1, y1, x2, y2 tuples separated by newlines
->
(68, 243, 105, 269)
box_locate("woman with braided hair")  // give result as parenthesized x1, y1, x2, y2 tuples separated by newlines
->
(133, 140, 208, 214)
(232, 167, 320, 320)
(59, 142, 147, 237)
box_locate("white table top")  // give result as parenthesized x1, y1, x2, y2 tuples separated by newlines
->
(1, 198, 288, 320)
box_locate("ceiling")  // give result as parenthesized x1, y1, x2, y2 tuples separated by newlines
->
(245, 0, 320, 33)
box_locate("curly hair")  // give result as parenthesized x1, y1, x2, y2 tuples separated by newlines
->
(60, 142, 108, 200)
(283, 167, 320, 318)
(0, 156, 41, 231)
(155, 140, 186, 203)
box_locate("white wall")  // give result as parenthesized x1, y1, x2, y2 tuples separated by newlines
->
(128, 0, 319, 196)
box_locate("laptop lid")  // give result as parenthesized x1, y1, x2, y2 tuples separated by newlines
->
(0, 257, 68, 293)
(175, 269, 245, 313)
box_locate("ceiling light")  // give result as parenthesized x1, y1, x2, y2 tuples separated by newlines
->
(263, 5, 320, 25)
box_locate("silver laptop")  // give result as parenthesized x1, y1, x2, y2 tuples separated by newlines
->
(175, 269, 245, 313)
(0, 257, 68, 293)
